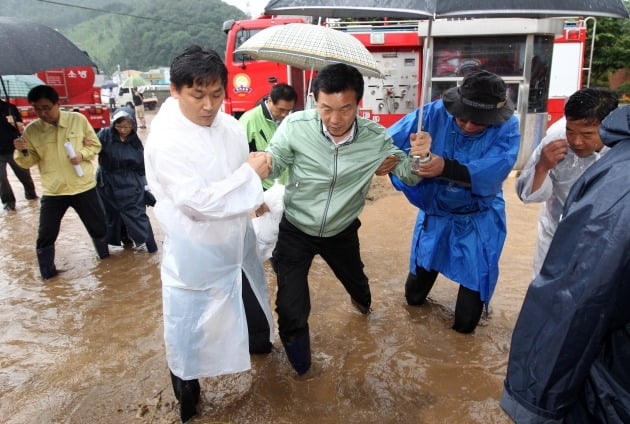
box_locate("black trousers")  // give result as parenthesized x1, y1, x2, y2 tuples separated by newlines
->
(0, 152, 37, 205)
(272, 215, 370, 342)
(37, 188, 107, 249)
(405, 266, 484, 333)
(242, 271, 272, 354)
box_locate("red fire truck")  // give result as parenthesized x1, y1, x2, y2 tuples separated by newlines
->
(12, 65, 110, 130)
(223, 16, 589, 129)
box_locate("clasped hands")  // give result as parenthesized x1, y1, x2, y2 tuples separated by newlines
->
(247, 151, 272, 179)
(375, 131, 433, 176)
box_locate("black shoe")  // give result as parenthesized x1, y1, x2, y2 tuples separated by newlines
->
(3, 202, 16, 211)
(351, 298, 372, 315)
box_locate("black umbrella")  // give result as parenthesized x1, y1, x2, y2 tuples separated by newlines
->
(0, 16, 95, 76)
(265, 0, 629, 20)
(264, 0, 629, 141)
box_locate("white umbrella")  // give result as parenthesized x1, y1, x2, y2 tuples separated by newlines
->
(234, 23, 383, 78)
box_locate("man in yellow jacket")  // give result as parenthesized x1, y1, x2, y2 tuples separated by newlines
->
(14, 85, 109, 279)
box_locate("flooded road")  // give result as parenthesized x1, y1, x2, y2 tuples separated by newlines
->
(0, 114, 540, 423)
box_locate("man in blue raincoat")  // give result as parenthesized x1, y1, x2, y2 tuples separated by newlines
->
(388, 70, 520, 333)
(501, 105, 630, 422)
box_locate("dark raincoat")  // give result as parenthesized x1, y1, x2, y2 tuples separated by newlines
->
(96, 111, 156, 248)
(501, 105, 630, 423)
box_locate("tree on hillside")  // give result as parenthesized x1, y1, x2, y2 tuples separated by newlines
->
(586, 5, 630, 86)
(111, 0, 245, 72)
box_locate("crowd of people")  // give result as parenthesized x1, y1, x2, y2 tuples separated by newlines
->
(3, 44, 628, 423)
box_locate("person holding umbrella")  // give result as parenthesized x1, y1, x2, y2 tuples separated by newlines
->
(387, 70, 521, 334)
(131, 88, 147, 129)
(0, 97, 38, 211)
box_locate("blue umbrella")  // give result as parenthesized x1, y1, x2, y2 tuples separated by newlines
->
(101, 80, 118, 89)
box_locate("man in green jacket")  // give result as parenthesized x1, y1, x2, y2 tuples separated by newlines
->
(265, 63, 430, 377)
(14, 85, 109, 280)
(239, 83, 297, 190)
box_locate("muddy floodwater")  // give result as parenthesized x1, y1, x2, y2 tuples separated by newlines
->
(0, 114, 540, 423)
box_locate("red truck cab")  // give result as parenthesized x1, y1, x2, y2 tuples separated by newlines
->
(15, 66, 110, 131)
(222, 15, 310, 118)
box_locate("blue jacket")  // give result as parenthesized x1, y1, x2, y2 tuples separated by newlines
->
(388, 100, 520, 303)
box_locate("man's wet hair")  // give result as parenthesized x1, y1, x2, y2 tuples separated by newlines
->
(170, 45, 227, 91)
(312, 63, 364, 102)
(27, 85, 59, 104)
(565, 88, 618, 124)
(270, 83, 298, 104)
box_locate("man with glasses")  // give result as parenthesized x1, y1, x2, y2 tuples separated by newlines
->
(13, 85, 109, 280)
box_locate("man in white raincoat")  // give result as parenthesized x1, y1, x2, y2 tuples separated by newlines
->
(516, 88, 617, 275)
(144, 45, 274, 423)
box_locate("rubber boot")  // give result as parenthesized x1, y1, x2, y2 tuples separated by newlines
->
(92, 236, 110, 259)
(170, 370, 200, 423)
(36, 245, 58, 280)
(145, 224, 158, 253)
(452, 285, 484, 334)
(281, 333, 311, 376)
(405, 268, 438, 306)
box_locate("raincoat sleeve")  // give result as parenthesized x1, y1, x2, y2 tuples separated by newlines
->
(147, 129, 263, 221)
(465, 116, 520, 197)
(387, 108, 421, 154)
(501, 164, 630, 422)
(516, 119, 566, 203)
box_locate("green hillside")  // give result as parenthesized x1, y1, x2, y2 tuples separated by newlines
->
(0, 0, 247, 74)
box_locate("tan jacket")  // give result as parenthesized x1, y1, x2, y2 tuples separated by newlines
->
(15, 110, 101, 196)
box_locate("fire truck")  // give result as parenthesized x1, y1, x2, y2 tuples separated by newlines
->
(12, 66, 110, 130)
(223, 16, 591, 167)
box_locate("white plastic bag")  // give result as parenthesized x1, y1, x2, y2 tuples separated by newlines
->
(252, 183, 285, 260)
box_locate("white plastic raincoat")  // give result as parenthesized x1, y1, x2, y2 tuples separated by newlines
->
(144, 97, 274, 379)
(516, 118, 608, 275)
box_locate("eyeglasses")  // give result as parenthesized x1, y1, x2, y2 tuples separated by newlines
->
(114, 125, 133, 130)
(33, 105, 56, 113)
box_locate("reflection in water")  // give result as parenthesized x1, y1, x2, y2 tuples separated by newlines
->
(0, 159, 537, 423)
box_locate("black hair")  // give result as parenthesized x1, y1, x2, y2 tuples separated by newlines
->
(270, 83, 298, 104)
(170, 45, 227, 91)
(27, 85, 59, 104)
(312, 63, 364, 102)
(565, 88, 619, 124)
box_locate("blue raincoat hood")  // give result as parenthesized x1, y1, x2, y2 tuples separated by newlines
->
(599, 105, 630, 147)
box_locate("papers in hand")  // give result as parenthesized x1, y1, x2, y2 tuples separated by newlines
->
(63, 141, 84, 177)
